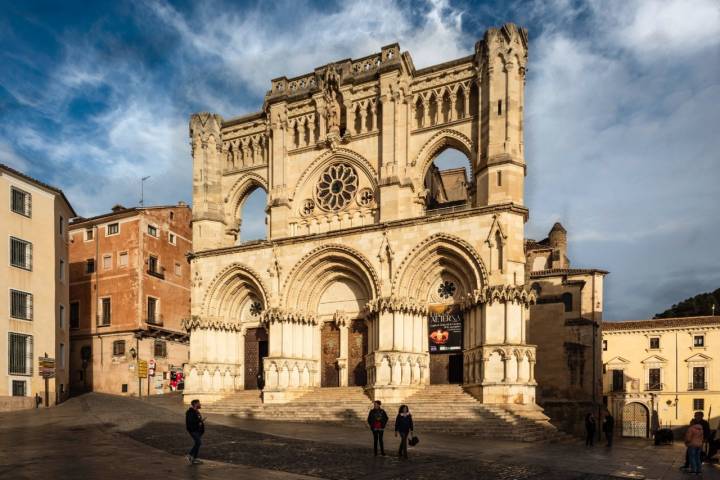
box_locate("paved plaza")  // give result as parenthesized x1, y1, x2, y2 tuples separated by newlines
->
(0, 393, 717, 480)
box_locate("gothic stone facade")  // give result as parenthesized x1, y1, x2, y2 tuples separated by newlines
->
(186, 24, 539, 407)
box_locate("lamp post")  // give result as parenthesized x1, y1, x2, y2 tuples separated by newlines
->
(140, 176, 151, 207)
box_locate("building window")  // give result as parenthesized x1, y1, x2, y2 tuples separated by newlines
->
(99, 298, 111, 326)
(59, 304, 65, 330)
(103, 254, 112, 270)
(647, 368, 661, 390)
(562, 293, 573, 312)
(154, 340, 167, 358)
(59, 215, 64, 235)
(602, 340, 607, 351)
(106, 223, 119, 236)
(59, 343, 65, 369)
(691, 367, 706, 390)
(612, 369, 624, 392)
(169, 211, 174, 221)
(147, 297, 159, 324)
(10, 290, 32, 320)
(59, 258, 65, 281)
(8, 333, 33, 375)
(112, 340, 125, 356)
(86, 258, 95, 274)
(174, 262, 181, 276)
(85, 228, 94, 241)
(11, 187, 31, 217)
(121, 384, 128, 393)
(497, 171, 502, 187)
(10, 237, 32, 270)
(649, 337, 660, 349)
(169, 232, 176, 245)
(12, 380, 27, 396)
(70, 302, 80, 329)
(147, 225, 158, 237)
(694, 335, 705, 347)
(119, 251, 128, 267)
(693, 398, 705, 411)
(148, 255, 164, 279)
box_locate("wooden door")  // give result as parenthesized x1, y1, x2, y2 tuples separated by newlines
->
(321, 322, 340, 387)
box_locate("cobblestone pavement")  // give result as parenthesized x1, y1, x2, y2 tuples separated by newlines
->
(1, 393, 718, 480)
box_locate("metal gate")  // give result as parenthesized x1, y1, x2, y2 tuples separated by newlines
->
(622, 402, 648, 437)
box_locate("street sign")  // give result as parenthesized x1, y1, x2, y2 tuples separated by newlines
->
(148, 359, 156, 376)
(137, 360, 148, 378)
(38, 356, 55, 379)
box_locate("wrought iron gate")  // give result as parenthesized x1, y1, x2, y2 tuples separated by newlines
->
(622, 402, 648, 437)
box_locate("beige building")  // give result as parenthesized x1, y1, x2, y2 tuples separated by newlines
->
(0, 164, 75, 410)
(525, 223, 607, 434)
(603, 316, 720, 437)
(185, 22, 552, 424)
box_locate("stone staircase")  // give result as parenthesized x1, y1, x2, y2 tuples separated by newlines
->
(205, 385, 573, 442)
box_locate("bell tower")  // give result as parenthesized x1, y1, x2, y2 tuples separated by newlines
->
(475, 24, 528, 207)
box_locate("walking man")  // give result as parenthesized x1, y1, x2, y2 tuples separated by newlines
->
(584, 412, 596, 447)
(186, 399, 205, 465)
(685, 419, 704, 475)
(602, 411, 615, 447)
(367, 400, 389, 456)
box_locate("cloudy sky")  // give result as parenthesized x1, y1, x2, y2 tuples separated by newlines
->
(1, 0, 718, 320)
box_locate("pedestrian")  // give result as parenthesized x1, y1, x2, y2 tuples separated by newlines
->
(185, 399, 205, 465)
(395, 405, 414, 459)
(685, 419, 704, 475)
(602, 411, 614, 447)
(694, 411, 711, 458)
(584, 413, 596, 447)
(367, 400, 389, 456)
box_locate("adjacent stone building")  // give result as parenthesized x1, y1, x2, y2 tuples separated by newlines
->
(526, 223, 607, 434)
(0, 164, 75, 410)
(603, 316, 720, 437)
(185, 23, 551, 417)
(68, 204, 191, 396)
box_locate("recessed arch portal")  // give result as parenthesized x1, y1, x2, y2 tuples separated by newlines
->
(202, 263, 270, 322)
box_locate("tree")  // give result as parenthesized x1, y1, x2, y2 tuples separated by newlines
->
(654, 288, 720, 318)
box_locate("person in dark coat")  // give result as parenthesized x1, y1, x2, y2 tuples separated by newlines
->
(584, 413, 596, 447)
(602, 412, 615, 447)
(185, 399, 205, 465)
(395, 405, 414, 459)
(367, 400, 389, 456)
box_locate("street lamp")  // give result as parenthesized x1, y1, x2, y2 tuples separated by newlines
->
(129, 347, 137, 359)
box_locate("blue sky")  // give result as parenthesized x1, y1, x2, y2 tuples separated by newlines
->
(1, 0, 719, 320)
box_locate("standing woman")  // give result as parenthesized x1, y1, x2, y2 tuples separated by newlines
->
(584, 412, 596, 447)
(395, 405, 414, 459)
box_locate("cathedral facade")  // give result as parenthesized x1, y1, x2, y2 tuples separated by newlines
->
(185, 24, 540, 408)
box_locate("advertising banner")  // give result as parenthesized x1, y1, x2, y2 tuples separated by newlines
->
(427, 304, 463, 354)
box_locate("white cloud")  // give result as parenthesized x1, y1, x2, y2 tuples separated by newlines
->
(0, 141, 30, 171)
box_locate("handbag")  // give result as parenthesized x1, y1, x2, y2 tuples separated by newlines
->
(408, 434, 419, 446)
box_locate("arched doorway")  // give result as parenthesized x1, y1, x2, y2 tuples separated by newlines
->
(244, 327, 268, 390)
(622, 402, 649, 438)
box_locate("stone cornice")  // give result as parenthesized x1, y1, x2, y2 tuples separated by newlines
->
(181, 315, 242, 332)
(460, 285, 537, 309)
(261, 307, 318, 325)
(191, 202, 529, 260)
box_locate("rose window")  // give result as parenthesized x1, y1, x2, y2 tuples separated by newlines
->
(249, 301, 262, 316)
(316, 163, 358, 211)
(438, 280, 456, 299)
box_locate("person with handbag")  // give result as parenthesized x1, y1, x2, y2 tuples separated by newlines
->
(395, 405, 414, 459)
(367, 400, 389, 456)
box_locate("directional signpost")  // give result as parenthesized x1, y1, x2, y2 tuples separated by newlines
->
(137, 360, 148, 378)
(38, 356, 55, 407)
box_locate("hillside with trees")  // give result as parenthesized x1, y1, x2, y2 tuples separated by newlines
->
(654, 288, 720, 318)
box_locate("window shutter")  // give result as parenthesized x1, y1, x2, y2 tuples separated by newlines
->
(28, 293, 33, 320)
(28, 242, 33, 270)
(27, 335, 33, 375)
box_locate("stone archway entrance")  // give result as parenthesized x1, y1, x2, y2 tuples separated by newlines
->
(321, 322, 340, 387)
(622, 402, 649, 438)
(244, 328, 268, 390)
(348, 319, 368, 386)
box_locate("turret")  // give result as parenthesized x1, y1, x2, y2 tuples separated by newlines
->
(475, 23, 528, 207)
(548, 222, 568, 268)
(190, 112, 226, 251)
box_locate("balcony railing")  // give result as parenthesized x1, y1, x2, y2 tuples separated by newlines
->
(146, 314, 164, 326)
(645, 383, 663, 391)
(611, 385, 626, 393)
(689, 382, 707, 391)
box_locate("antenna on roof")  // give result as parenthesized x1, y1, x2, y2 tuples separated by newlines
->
(140, 176, 151, 207)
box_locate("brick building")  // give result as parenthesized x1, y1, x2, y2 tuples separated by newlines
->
(68, 204, 191, 396)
